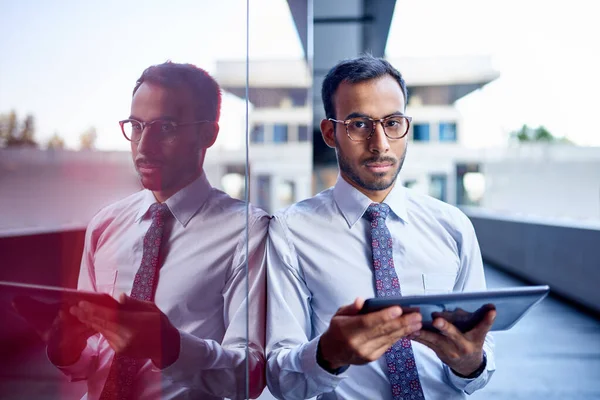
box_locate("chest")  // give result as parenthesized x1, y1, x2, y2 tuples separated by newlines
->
(291, 216, 460, 317)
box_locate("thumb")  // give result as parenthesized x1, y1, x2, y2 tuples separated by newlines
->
(335, 297, 365, 316)
(468, 309, 496, 341)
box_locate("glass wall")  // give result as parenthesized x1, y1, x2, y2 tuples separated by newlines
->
(0, 1, 254, 398)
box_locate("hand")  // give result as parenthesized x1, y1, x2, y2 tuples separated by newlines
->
(318, 297, 422, 371)
(70, 293, 180, 368)
(47, 310, 97, 366)
(409, 309, 496, 376)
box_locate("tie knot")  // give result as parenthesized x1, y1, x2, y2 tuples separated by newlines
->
(365, 202, 390, 221)
(148, 203, 170, 222)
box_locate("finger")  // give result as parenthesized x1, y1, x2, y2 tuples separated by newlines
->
(358, 314, 422, 347)
(336, 298, 365, 316)
(75, 311, 122, 336)
(118, 294, 155, 312)
(87, 322, 125, 352)
(413, 336, 444, 355)
(414, 329, 453, 351)
(466, 309, 496, 341)
(431, 318, 470, 352)
(75, 301, 119, 323)
(359, 304, 409, 328)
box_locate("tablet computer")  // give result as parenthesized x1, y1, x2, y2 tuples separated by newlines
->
(0, 281, 120, 336)
(360, 285, 550, 333)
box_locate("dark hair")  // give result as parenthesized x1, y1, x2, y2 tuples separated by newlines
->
(133, 61, 222, 122)
(321, 55, 408, 120)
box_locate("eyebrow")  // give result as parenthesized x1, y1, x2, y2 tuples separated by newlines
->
(128, 115, 179, 121)
(344, 111, 406, 120)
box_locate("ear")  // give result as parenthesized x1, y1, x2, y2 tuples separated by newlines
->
(199, 122, 219, 149)
(320, 119, 336, 149)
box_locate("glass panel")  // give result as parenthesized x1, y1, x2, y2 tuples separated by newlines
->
(273, 124, 289, 143)
(0, 1, 252, 398)
(439, 122, 457, 142)
(412, 123, 430, 142)
(429, 174, 448, 202)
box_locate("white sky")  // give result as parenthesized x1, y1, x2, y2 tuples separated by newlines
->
(387, 0, 600, 147)
(1, 0, 599, 149)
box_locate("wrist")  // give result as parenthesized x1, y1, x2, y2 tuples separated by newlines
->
(152, 324, 180, 369)
(316, 337, 346, 374)
(452, 352, 487, 379)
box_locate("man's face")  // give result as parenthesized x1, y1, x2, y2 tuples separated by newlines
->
(324, 75, 408, 196)
(129, 82, 213, 195)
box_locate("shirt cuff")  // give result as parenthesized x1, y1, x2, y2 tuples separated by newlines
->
(152, 330, 208, 376)
(298, 336, 347, 392)
(444, 352, 494, 395)
(49, 344, 97, 382)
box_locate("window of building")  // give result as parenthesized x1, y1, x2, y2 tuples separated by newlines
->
(412, 123, 430, 142)
(277, 180, 295, 207)
(429, 174, 448, 202)
(250, 125, 265, 143)
(256, 175, 271, 213)
(403, 179, 417, 188)
(298, 125, 309, 142)
(273, 124, 288, 143)
(439, 122, 457, 142)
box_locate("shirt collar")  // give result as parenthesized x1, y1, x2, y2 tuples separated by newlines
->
(333, 174, 409, 228)
(135, 172, 212, 227)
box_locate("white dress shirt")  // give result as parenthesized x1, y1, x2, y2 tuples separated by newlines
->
(54, 172, 269, 400)
(266, 176, 495, 400)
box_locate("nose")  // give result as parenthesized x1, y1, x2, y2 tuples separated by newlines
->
(135, 126, 159, 156)
(368, 121, 390, 154)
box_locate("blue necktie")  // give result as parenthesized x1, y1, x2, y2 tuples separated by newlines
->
(99, 203, 170, 400)
(365, 203, 425, 400)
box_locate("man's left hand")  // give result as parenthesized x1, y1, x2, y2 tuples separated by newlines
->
(408, 309, 496, 377)
(70, 293, 180, 369)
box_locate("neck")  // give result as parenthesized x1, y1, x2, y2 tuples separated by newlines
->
(152, 170, 202, 203)
(342, 175, 395, 203)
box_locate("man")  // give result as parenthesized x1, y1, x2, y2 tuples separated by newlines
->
(47, 62, 268, 399)
(266, 56, 496, 399)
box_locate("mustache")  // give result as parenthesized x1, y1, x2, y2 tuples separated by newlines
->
(362, 156, 397, 165)
(135, 157, 163, 167)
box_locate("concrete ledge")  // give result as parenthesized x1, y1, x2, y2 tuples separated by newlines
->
(463, 207, 600, 314)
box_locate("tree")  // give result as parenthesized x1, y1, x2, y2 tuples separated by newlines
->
(510, 124, 571, 144)
(0, 111, 38, 147)
(47, 132, 65, 149)
(79, 127, 97, 150)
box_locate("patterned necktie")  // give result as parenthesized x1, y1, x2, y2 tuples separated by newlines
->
(365, 203, 425, 400)
(99, 202, 170, 400)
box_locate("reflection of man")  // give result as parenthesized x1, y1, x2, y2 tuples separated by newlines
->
(266, 56, 495, 399)
(47, 62, 268, 399)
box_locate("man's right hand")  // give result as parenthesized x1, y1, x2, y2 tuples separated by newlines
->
(47, 310, 96, 366)
(317, 297, 422, 372)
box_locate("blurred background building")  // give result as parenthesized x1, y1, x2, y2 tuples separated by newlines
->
(1, 0, 599, 399)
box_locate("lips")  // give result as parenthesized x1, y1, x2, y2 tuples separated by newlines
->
(364, 159, 395, 173)
(136, 160, 162, 174)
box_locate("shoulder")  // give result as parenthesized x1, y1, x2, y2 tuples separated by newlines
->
(84, 190, 146, 246)
(271, 188, 335, 227)
(404, 189, 474, 234)
(205, 188, 270, 228)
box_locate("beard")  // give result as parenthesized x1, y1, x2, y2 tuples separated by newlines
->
(335, 139, 407, 192)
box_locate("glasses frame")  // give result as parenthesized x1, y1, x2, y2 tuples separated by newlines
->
(328, 114, 412, 141)
(119, 118, 212, 143)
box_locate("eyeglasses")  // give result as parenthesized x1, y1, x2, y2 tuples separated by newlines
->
(119, 118, 212, 144)
(328, 114, 412, 141)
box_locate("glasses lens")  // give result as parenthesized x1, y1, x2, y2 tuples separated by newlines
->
(347, 118, 373, 140)
(383, 116, 409, 138)
(122, 120, 142, 142)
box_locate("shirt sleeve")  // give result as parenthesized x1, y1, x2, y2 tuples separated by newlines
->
(50, 218, 101, 380)
(444, 211, 495, 394)
(158, 212, 269, 400)
(266, 215, 346, 400)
